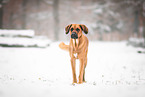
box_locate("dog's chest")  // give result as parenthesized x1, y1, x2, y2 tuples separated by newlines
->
(73, 53, 78, 58)
(72, 39, 79, 49)
(72, 39, 79, 58)
(72, 39, 79, 46)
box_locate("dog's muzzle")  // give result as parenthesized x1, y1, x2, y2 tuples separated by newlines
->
(71, 32, 78, 39)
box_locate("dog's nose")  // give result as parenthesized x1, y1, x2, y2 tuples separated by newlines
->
(71, 32, 78, 39)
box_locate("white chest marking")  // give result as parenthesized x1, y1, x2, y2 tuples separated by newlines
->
(74, 53, 77, 58)
(72, 39, 75, 44)
(76, 39, 79, 44)
(72, 39, 79, 45)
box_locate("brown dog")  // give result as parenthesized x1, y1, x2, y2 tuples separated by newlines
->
(59, 24, 89, 84)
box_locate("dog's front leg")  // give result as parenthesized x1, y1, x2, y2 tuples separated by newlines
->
(78, 58, 85, 84)
(71, 58, 77, 84)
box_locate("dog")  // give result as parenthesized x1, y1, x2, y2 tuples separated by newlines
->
(59, 24, 89, 84)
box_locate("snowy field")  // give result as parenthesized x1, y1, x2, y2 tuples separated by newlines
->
(0, 41, 145, 97)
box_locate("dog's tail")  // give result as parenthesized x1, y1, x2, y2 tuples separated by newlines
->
(59, 42, 69, 51)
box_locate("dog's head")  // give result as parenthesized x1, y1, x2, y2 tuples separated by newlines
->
(65, 24, 88, 39)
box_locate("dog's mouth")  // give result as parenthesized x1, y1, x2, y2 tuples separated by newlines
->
(71, 32, 78, 39)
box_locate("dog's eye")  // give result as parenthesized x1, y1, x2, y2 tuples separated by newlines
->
(76, 28, 80, 32)
(71, 28, 74, 32)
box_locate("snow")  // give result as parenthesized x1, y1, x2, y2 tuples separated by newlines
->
(93, 8, 103, 14)
(128, 37, 145, 48)
(0, 37, 51, 47)
(129, 38, 144, 44)
(94, 23, 111, 32)
(0, 30, 51, 47)
(0, 41, 145, 97)
(0, 29, 34, 37)
(117, 21, 123, 29)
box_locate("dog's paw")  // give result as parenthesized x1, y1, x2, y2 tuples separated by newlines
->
(83, 81, 87, 83)
(78, 81, 83, 84)
(71, 82, 77, 86)
(71, 83, 76, 86)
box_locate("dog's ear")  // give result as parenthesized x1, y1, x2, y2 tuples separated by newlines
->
(79, 24, 88, 34)
(65, 24, 72, 34)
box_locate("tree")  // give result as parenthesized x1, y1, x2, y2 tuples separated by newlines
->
(53, 0, 59, 41)
(0, 0, 3, 28)
(143, 1, 145, 44)
(124, 0, 145, 45)
(0, 0, 9, 29)
(42, 0, 59, 41)
(22, 0, 27, 29)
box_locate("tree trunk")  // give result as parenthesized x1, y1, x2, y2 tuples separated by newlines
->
(0, 0, 3, 29)
(36, 0, 40, 35)
(143, 19, 145, 45)
(22, 0, 27, 29)
(134, 10, 139, 37)
(53, 0, 59, 41)
(143, 2, 145, 45)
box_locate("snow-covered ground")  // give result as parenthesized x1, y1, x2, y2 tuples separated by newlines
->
(0, 41, 145, 97)
(0, 30, 51, 48)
